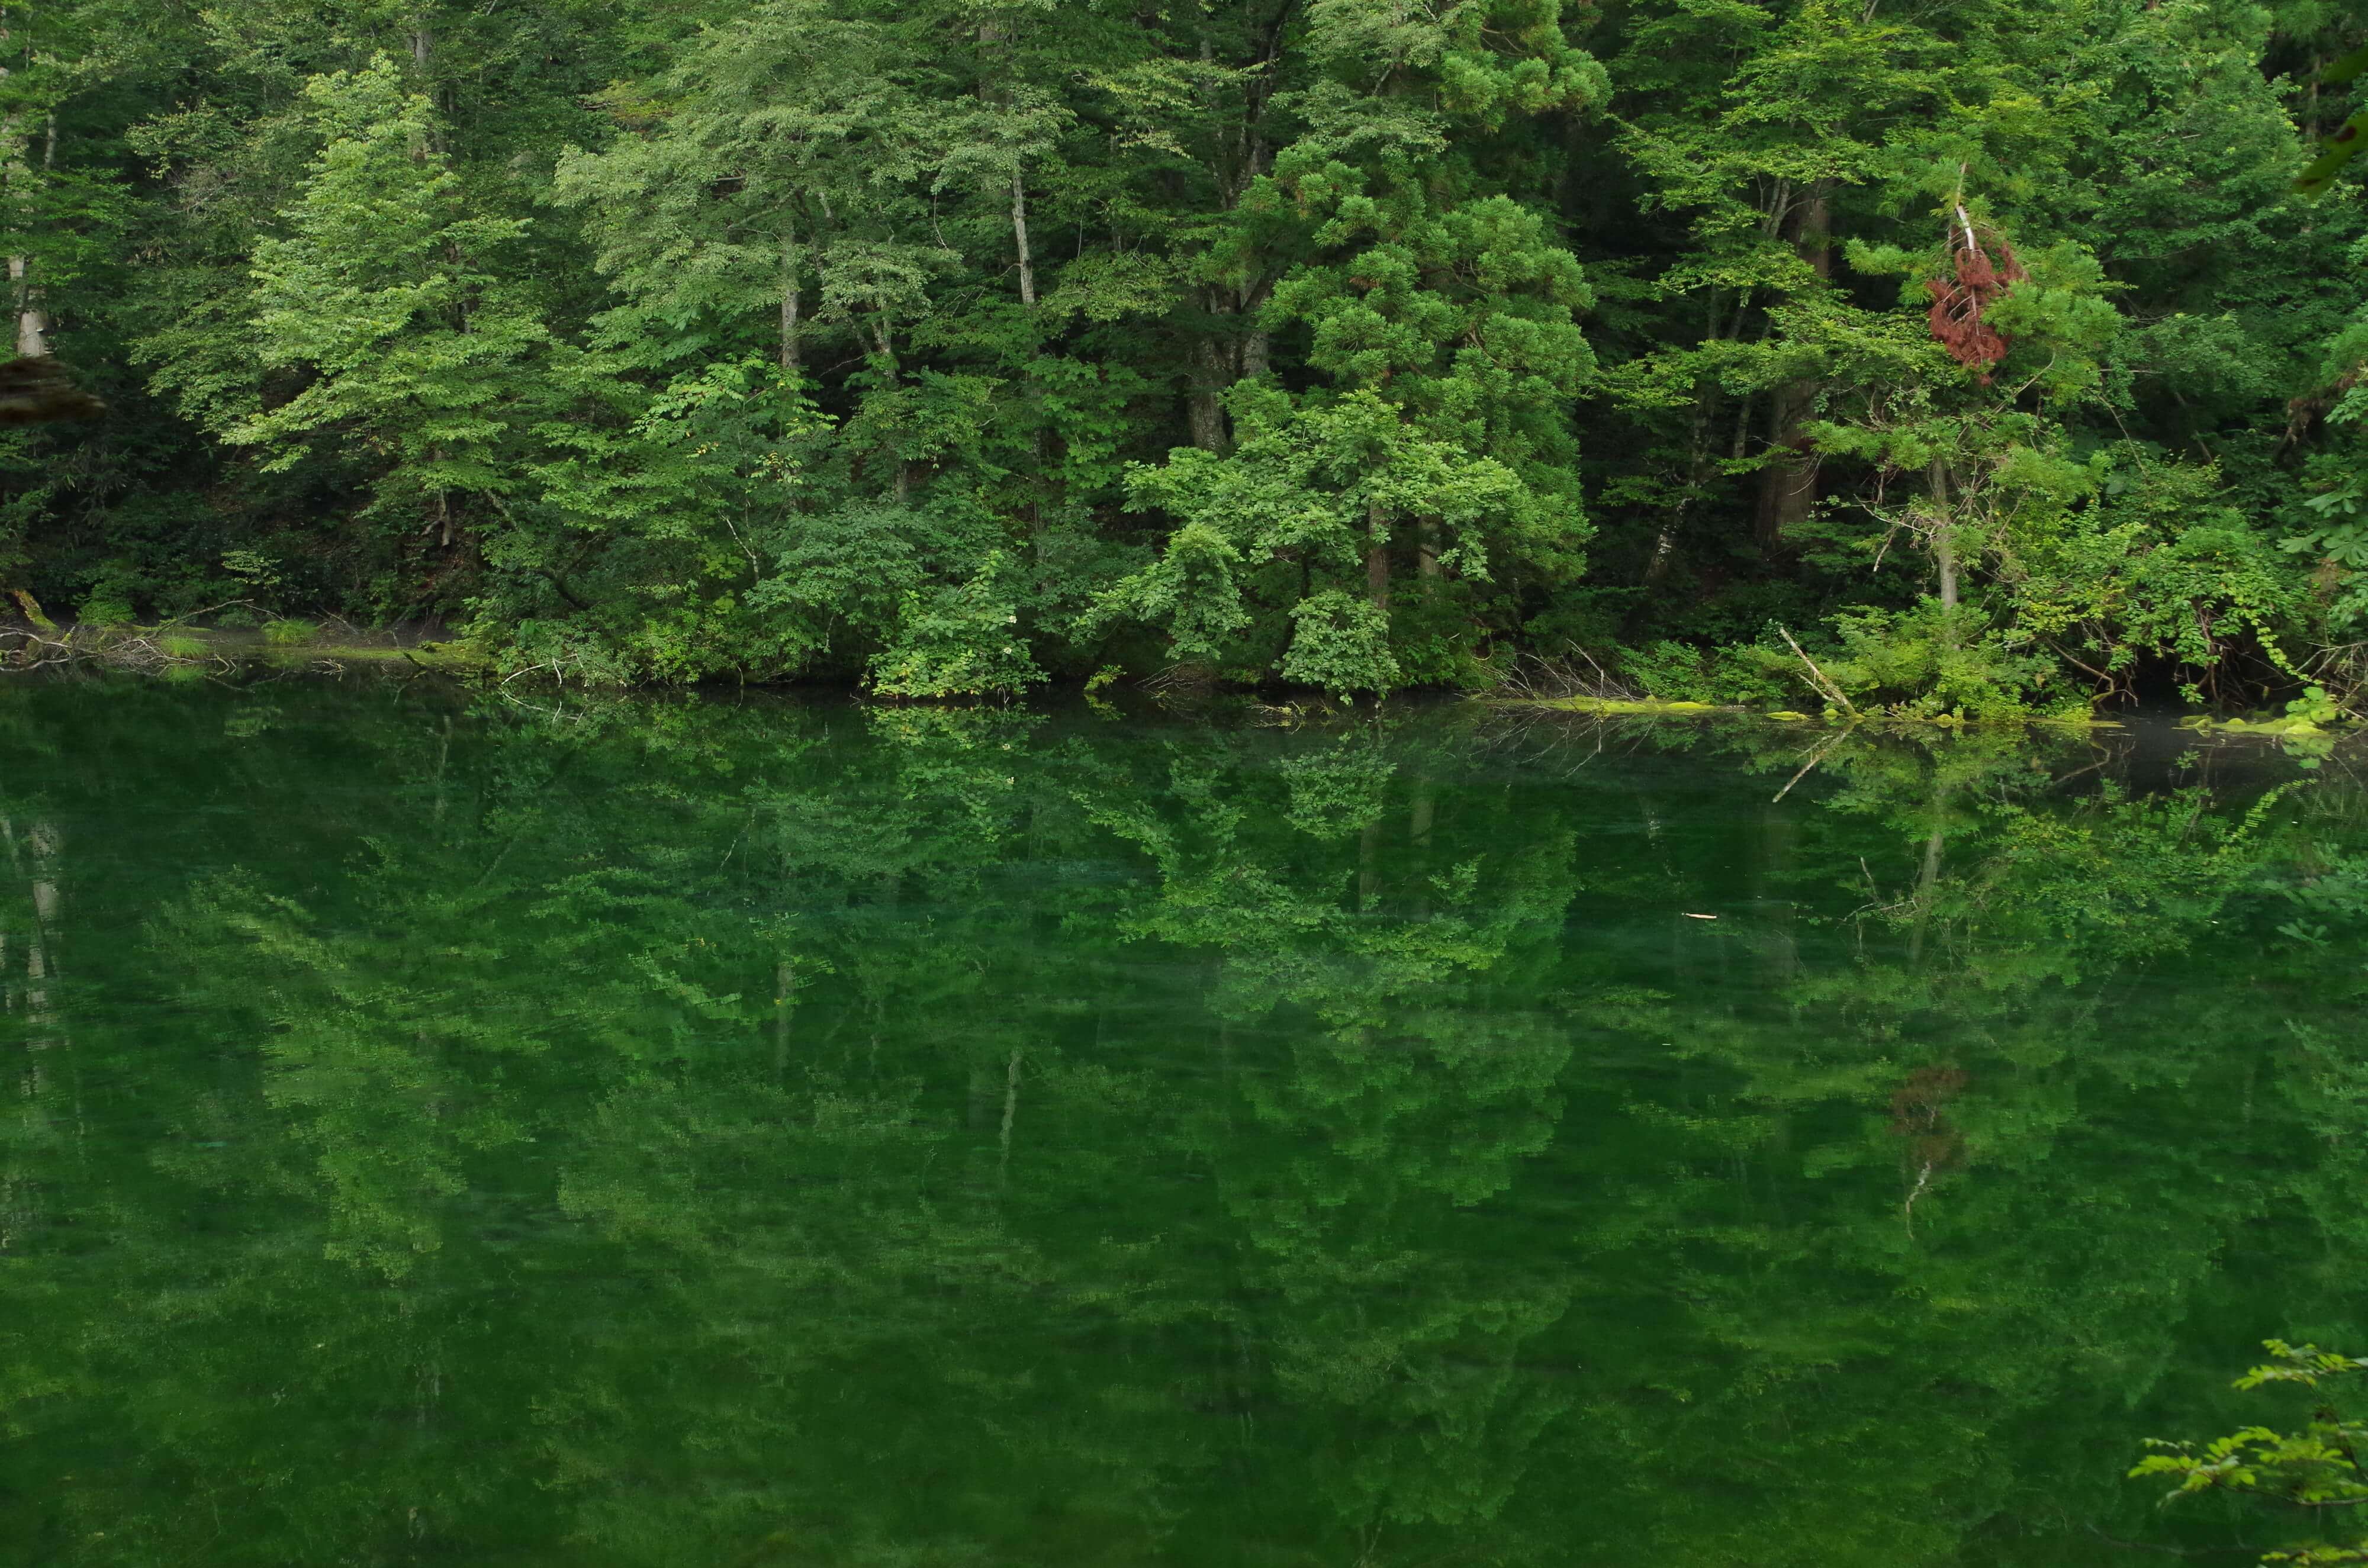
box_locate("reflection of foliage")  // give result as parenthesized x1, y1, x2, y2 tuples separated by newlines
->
(0, 684, 2364, 1566)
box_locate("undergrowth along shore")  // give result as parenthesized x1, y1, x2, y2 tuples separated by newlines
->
(1523, 690, 2348, 742)
(4, 614, 2358, 765)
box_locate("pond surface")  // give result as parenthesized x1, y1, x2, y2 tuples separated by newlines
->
(1, 681, 2362, 1566)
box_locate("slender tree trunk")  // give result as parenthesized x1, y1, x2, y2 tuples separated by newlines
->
(861, 313, 913, 501)
(975, 20, 1035, 311)
(1754, 382, 1819, 552)
(778, 225, 800, 375)
(773, 958, 794, 1077)
(1009, 170, 1036, 308)
(0, 25, 40, 361)
(1179, 14, 1280, 445)
(1639, 290, 1754, 614)
(408, 27, 448, 155)
(1416, 520, 1440, 579)
(1640, 398, 1714, 598)
(1234, 272, 1273, 383)
(1366, 501, 1391, 615)
(10, 257, 43, 358)
(1186, 300, 1230, 453)
(1928, 459, 1960, 610)
(1752, 182, 1835, 556)
(1240, 323, 1269, 380)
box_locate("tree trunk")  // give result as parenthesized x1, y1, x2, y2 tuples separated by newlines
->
(1366, 501, 1391, 615)
(1928, 458, 1960, 610)
(1186, 312, 1229, 453)
(10, 258, 44, 358)
(1751, 183, 1835, 556)
(1752, 383, 1819, 553)
(1638, 289, 1754, 618)
(1009, 170, 1036, 308)
(778, 226, 801, 375)
(1240, 322, 1270, 380)
(1640, 397, 1715, 598)
(0, 36, 41, 359)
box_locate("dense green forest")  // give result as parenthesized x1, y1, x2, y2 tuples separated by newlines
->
(8, 0, 2368, 707)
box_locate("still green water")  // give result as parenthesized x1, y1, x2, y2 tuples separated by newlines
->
(1, 680, 2363, 1566)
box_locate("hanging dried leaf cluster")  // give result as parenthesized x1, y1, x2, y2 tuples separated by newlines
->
(1926, 207, 2028, 383)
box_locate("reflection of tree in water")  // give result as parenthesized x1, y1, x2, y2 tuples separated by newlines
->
(0, 684, 2363, 1566)
(1083, 726, 1587, 1560)
(1533, 718, 2368, 1566)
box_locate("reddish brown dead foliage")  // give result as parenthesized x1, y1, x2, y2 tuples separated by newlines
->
(1888, 1063, 1970, 1170)
(1925, 207, 2027, 384)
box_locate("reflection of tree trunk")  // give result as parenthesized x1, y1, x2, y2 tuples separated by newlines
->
(1909, 788, 1945, 966)
(774, 958, 794, 1077)
(13, 820, 65, 1105)
(29, 819, 59, 1007)
(430, 714, 452, 823)
(1756, 805, 1799, 983)
(997, 1048, 1021, 1183)
(967, 1060, 998, 1131)
(1410, 776, 1434, 919)
(1359, 819, 1381, 905)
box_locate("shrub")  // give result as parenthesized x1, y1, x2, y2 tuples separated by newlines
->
(1616, 639, 1791, 706)
(262, 617, 317, 646)
(1813, 603, 2058, 719)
